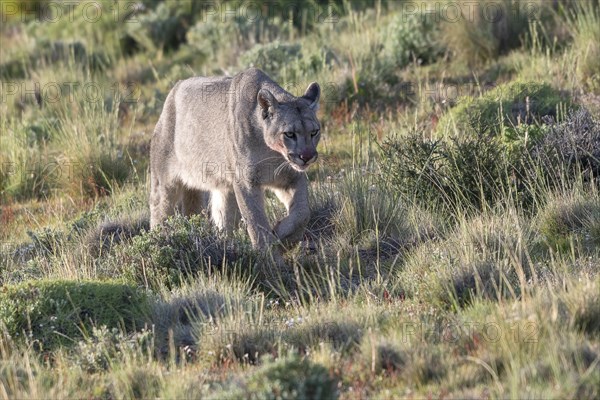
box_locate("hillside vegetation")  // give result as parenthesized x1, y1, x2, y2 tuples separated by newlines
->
(0, 0, 599, 398)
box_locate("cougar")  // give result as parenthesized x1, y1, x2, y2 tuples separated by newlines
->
(150, 68, 321, 254)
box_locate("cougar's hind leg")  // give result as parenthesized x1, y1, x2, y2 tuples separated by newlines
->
(210, 190, 241, 235)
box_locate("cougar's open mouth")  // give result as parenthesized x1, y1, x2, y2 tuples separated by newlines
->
(286, 153, 317, 172)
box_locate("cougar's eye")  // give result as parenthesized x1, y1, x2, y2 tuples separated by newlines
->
(311, 130, 320, 137)
(283, 132, 295, 139)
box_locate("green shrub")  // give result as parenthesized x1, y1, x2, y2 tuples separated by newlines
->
(187, 15, 289, 64)
(360, 339, 406, 374)
(186, 17, 243, 61)
(381, 81, 578, 211)
(210, 355, 338, 400)
(240, 41, 304, 81)
(84, 213, 149, 258)
(0, 280, 149, 350)
(125, 2, 192, 53)
(41, 40, 88, 65)
(240, 40, 327, 82)
(247, 355, 338, 400)
(381, 12, 442, 68)
(0, 40, 91, 80)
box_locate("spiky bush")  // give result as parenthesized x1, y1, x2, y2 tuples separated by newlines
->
(530, 108, 600, 186)
(379, 130, 515, 211)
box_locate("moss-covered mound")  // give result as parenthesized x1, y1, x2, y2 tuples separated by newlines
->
(436, 81, 572, 138)
(0, 280, 149, 350)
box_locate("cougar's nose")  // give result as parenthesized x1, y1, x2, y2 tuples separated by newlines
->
(299, 150, 315, 163)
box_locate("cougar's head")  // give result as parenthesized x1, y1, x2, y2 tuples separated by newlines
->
(258, 82, 321, 172)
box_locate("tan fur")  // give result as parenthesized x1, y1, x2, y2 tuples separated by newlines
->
(150, 68, 321, 255)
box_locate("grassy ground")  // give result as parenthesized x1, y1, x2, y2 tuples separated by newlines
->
(0, 1, 599, 398)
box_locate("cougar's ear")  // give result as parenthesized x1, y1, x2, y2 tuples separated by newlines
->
(302, 82, 320, 111)
(257, 89, 278, 119)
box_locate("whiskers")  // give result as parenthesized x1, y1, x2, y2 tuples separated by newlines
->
(274, 161, 293, 178)
(254, 156, 284, 167)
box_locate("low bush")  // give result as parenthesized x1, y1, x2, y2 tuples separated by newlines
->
(80, 152, 133, 197)
(245, 355, 338, 400)
(72, 326, 154, 373)
(84, 212, 149, 258)
(187, 14, 289, 65)
(108, 215, 258, 289)
(211, 355, 339, 400)
(197, 301, 379, 365)
(187, 15, 248, 62)
(360, 339, 406, 374)
(0, 280, 149, 350)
